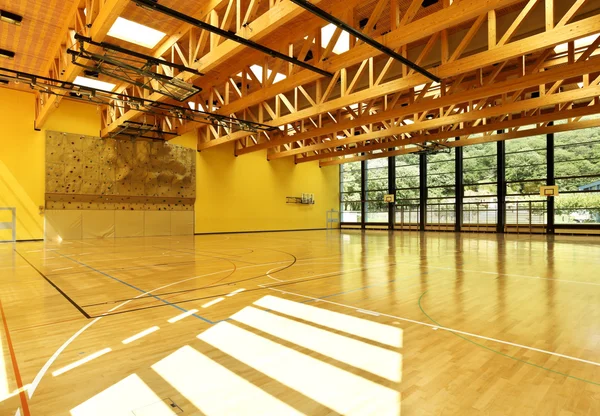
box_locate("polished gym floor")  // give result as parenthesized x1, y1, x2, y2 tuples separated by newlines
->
(1, 230, 600, 415)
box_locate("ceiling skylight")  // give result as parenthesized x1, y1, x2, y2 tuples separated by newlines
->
(249, 65, 287, 83)
(107, 17, 166, 49)
(321, 24, 350, 55)
(554, 33, 599, 54)
(237, 65, 287, 84)
(73, 76, 116, 92)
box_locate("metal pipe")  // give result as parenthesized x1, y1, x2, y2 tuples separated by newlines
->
(132, 0, 333, 78)
(74, 34, 203, 75)
(0, 67, 277, 133)
(287, 0, 441, 83)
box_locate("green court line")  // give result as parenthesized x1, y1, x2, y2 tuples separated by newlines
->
(417, 290, 600, 386)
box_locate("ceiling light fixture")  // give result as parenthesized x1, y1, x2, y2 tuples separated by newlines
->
(73, 76, 116, 91)
(0, 10, 22, 25)
(0, 49, 15, 59)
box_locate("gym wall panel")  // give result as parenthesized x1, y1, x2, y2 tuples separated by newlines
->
(45, 210, 83, 241)
(44, 210, 193, 240)
(82, 210, 115, 239)
(115, 211, 144, 238)
(170, 134, 340, 234)
(171, 211, 194, 236)
(144, 211, 171, 236)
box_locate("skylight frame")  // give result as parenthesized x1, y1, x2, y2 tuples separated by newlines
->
(107, 17, 166, 49)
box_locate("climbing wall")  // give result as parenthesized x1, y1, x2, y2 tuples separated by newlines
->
(45, 131, 196, 239)
(45, 131, 195, 210)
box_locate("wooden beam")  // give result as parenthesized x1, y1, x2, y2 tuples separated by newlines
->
(488, 10, 497, 49)
(271, 85, 600, 159)
(237, 53, 600, 155)
(497, 0, 539, 47)
(35, 0, 129, 129)
(299, 103, 600, 163)
(209, 9, 600, 152)
(545, 0, 554, 31)
(319, 112, 600, 166)
(101, 0, 328, 137)
(213, 0, 525, 116)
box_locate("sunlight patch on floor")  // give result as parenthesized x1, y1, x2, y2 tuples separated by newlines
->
(152, 345, 303, 415)
(254, 295, 403, 347)
(70, 374, 176, 416)
(198, 321, 401, 415)
(232, 306, 402, 382)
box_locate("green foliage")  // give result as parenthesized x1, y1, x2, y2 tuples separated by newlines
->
(340, 126, 600, 222)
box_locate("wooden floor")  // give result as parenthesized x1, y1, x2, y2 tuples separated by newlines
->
(1, 230, 600, 415)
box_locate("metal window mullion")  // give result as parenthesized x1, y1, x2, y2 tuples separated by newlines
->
(497, 132, 506, 233)
(455, 142, 463, 232)
(547, 125, 555, 234)
(420, 153, 427, 231)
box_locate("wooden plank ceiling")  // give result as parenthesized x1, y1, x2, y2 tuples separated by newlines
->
(1, 0, 600, 165)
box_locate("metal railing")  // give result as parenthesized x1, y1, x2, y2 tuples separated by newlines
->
(463, 202, 498, 229)
(426, 203, 456, 228)
(395, 204, 420, 229)
(506, 200, 547, 231)
(326, 209, 340, 229)
(0, 207, 16, 242)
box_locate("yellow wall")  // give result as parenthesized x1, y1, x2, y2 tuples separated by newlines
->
(0, 87, 338, 239)
(172, 133, 339, 234)
(0, 88, 100, 240)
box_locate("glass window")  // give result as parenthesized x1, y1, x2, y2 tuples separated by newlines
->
(462, 142, 497, 225)
(365, 158, 388, 223)
(427, 149, 455, 225)
(395, 153, 420, 225)
(340, 162, 361, 223)
(554, 127, 600, 225)
(505, 135, 547, 225)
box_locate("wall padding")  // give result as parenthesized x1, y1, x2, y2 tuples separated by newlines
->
(171, 211, 194, 236)
(46, 210, 192, 240)
(144, 211, 171, 236)
(115, 211, 144, 238)
(82, 210, 115, 239)
(46, 210, 82, 240)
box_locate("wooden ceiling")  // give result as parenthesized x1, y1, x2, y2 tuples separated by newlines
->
(2, 0, 600, 165)
(0, 0, 78, 73)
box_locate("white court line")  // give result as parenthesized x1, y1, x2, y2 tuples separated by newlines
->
(52, 267, 73, 272)
(267, 287, 600, 369)
(357, 309, 380, 316)
(266, 267, 285, 282)
(27, 262, 268, 398)
(202, 297, 225, 308)
(226, 288, 246, 297)
(52, 348, 112, 377)
(0, 384, 30, 403)
(122, 326, 160, 344)
(168, 309, 199, 323)
(24, 257, 358, 401)
(28, 317, 101, 397)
